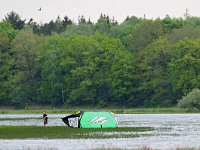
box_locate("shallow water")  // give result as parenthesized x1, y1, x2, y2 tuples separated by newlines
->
(0, 114, 66, 126)
(1, 114, 200, 149)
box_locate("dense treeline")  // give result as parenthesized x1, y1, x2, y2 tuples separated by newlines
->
(1, 11, 200, 108)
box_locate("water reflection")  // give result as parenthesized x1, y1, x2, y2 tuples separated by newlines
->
(1, 114, 200, 149)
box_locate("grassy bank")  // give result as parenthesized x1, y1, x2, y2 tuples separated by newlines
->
(0, 126, 153, 139)
(0, 106, 199, 114)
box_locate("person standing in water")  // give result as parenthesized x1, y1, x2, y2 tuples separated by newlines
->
(43, 112, 48, 127)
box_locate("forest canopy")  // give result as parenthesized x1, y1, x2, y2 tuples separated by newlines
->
(1, 11, 200, 108)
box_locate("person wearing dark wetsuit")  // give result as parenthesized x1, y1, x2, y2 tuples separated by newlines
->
(43, 112, 48, 127)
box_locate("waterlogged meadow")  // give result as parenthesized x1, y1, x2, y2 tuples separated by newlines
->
(1, 114, 200, 149)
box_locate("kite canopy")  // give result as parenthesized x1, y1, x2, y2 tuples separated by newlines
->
(61, 111, 118, 128)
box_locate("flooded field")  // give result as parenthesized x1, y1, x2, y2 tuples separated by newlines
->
(0, 114, 200, 149)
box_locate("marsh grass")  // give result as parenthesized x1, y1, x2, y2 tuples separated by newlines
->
(93, 146, 152, 150)
(94, 147, 200, 150)
(0, 107, 198, 114)
(0, 126, 153, 139)
(21, 146, 200, 150)
(176, 148, 200, 150)
(23, 148, 58, 150)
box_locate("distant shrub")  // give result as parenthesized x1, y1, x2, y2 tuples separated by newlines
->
(177, 88, 200, 110)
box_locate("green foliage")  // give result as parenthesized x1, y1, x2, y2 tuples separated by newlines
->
(167, 24, 200, 43)
(4, 11, 25, 30)
(168, 38, 200, 95)
(133, 38, 175, 107)
(10, 30, 44, 106)
(95, 14, 118, 35)
(38, 35, 67, 105)
(63, 23, 95, 37)
(32, 16, 73, 35)
(112, 16, 142, 46)
(2, 13, 200, 108)
(0, 21, 17, 41)
(37, 33, 133, 107)
(69, 35, 129, 105)
(128, 19, 164, 52)
(178, 88, 200, 110)
(0, 21, 16, 105)
(161, 15, 184, 33)
(185, 17, 200, 26)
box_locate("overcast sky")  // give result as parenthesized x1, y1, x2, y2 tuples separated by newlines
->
(0, 0, 199, 24)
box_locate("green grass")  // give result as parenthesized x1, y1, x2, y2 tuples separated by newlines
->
(0, 126, 153, 139)
(0, 106, 199, 114)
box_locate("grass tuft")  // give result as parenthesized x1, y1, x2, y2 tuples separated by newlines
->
(0, 126, 153, 139)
